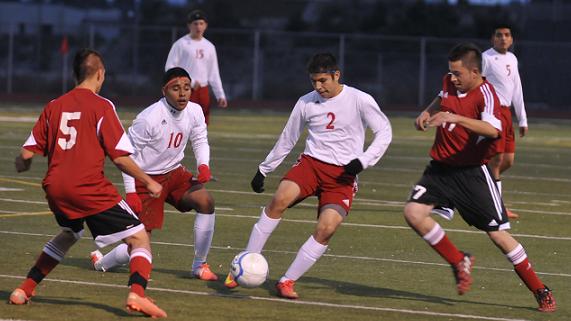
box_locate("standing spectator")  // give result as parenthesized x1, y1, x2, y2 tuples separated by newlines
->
(406, 43, 555, 312)
(90, 67, 218, 281)
(165, 9, 227, 125)
(224, 53, 392, 299)
(482, 25, 528, 219)
(9, 49, 167, 318)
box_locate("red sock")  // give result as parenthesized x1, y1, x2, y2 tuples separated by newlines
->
(20, 252, 60, 296)
(129, 252, 152, 297)
(432, 235, 465, 265)
(514, 258, 543, 292)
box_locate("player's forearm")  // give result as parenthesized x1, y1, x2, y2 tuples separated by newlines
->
(113, 155, 154, 187)
(456, 116, 499, 138)
(20, 148, 35, 160)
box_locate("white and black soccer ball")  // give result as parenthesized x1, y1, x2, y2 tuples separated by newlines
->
(230, 251, 269, 288)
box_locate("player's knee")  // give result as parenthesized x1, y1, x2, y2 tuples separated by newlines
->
(268, 194, 292, 212)
(314, 225, 336, 244)
(125, 229, 150, 248)
(403, 202, 425, 226)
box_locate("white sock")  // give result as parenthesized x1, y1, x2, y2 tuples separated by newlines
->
(496, 180, 503, 195)
(246, 207, 281, 253)
(192, 212, 215, 271)
(282, 235, 327, 282)
(100, 243, 130, 271)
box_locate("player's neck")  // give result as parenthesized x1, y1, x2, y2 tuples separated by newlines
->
(76, 81, 99, 94)
(492, 47, 508, 54)
(190, 33, 204, 41)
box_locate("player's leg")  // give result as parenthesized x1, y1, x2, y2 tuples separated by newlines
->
(176, 184, 217, 280)
(404, 164, 473, 295)
(495, 108, 519, 218)
(276, 208, 343, 299)
(246, 179, 301, 253)
(87, 201, 166, 318)
(487, 230, 556, 312)
(10, 214, 83, 304)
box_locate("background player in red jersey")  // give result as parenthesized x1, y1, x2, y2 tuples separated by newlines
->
(165, 9, 227, 125)
(9, 49, 167, 318)
(406, 43, 555, 312)
(482, 25, 528, 219)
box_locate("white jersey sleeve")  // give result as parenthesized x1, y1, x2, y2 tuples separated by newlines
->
(258, 100, 305, 175)
(187, 104, 210, 168)
(208, 46, 225, 100)
(165, 40, 181, 71)
(511, 65, 527, 127)
(121, 116, 153, 193)
(357, 94, 392, 169)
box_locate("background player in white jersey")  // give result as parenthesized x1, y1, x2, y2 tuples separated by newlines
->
(224, 53, 392, 299)
(165, 9, 227, 125)
(482, 25, 527, 219)
(91, 67, 218, 281)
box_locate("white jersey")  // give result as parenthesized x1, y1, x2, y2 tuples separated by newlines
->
(122, 98, 210, 193)
(165, 35, 226, 100)
(259, 85, 392, 175)
(482, 48, 527, 127)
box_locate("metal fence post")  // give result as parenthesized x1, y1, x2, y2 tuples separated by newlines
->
(171, 26, 177, 44)
(338, 34, 345, 72)
(252, 30, 261, 100)
(418, 37, 427, 108)
(7, 23, 14, 94)
(89, 23, 95, 48)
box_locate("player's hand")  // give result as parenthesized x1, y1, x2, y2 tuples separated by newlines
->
(146, 180, 162, 198)
(197, 164, 212, 183)
(251, 170, 265, 193)
(415, 111, 431, 131)
(218, 98, 228, 108)
(343, 158, 363, 176)
(519, 126, 528, 137)
(427, 111, 458, 128)
(125, 193, 143, 214)
(14, 156, 32, 173)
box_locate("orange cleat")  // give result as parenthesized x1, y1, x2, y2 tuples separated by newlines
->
(224, 272, 239, 289)
(506, 208, 519, 219)
(535, 286, 556, 312)
(451, 253, 474, 295)
(276, 279, 299, 299)
(9, 288, 33, 305)
(193, 263, 218, 281)
(125, 292, 167, 318)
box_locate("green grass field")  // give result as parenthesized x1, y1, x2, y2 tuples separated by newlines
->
(0, 107, 569, 321)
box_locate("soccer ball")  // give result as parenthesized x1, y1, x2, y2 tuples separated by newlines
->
(230, 251, 269, 288)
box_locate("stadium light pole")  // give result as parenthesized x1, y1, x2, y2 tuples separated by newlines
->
(7, 23, 14, 94)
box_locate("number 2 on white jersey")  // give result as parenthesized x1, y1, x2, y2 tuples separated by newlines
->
(58, 112, 81, 150)
(326, 112, 335, 129)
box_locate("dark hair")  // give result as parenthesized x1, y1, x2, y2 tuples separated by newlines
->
(448, 43, 482, 72)
(73, 48, 104, 84)
(492, 24, 513, 35)
(187, 9, 207, 23)
(306, 53, 339, 74)
(163, 67, 191, 87)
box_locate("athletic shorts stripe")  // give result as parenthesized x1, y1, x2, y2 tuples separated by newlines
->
(481, 164, 503, 220)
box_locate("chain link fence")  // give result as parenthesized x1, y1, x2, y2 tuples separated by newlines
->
(1, 22, 569, 111)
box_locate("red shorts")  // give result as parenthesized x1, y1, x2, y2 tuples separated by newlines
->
(190, 86, 211, 125)
(135, 166, 200, 230)
(496, 106, 515, 153)
(283, 154, 358, 216)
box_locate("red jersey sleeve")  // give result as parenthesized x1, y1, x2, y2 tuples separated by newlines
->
(23, 103, 51, 156)
(99, 102, 133, 160)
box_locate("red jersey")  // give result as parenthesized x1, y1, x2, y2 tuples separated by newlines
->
(430, 75, 502, 166)
(23, 88, 133, 219)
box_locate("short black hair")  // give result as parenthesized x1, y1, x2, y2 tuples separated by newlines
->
(307, 53, 339, 74)
(492, 24, 513, 35)
(187, 9, 207, 23)
(448, 43, 482, 72)
(163, 67, 191, 87)
(73, 48, 104, 84)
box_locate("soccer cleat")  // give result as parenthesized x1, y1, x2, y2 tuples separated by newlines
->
(125, 292, 167, 318)
(192, 263, 218, 281)
(506, 208, 519, 219)
(90, 250, 106, 272)
(535, 286, 556, 312)
(224, 272, 239, 289)
(451, 252, 474, 295)
(276, 280, 299, 299)
(9, 288, 33, 305)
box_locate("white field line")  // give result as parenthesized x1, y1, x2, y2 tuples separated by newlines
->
(2, 195, 571, 240)
(1, 229, 570, 278)
(0, 274, 532, 321)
